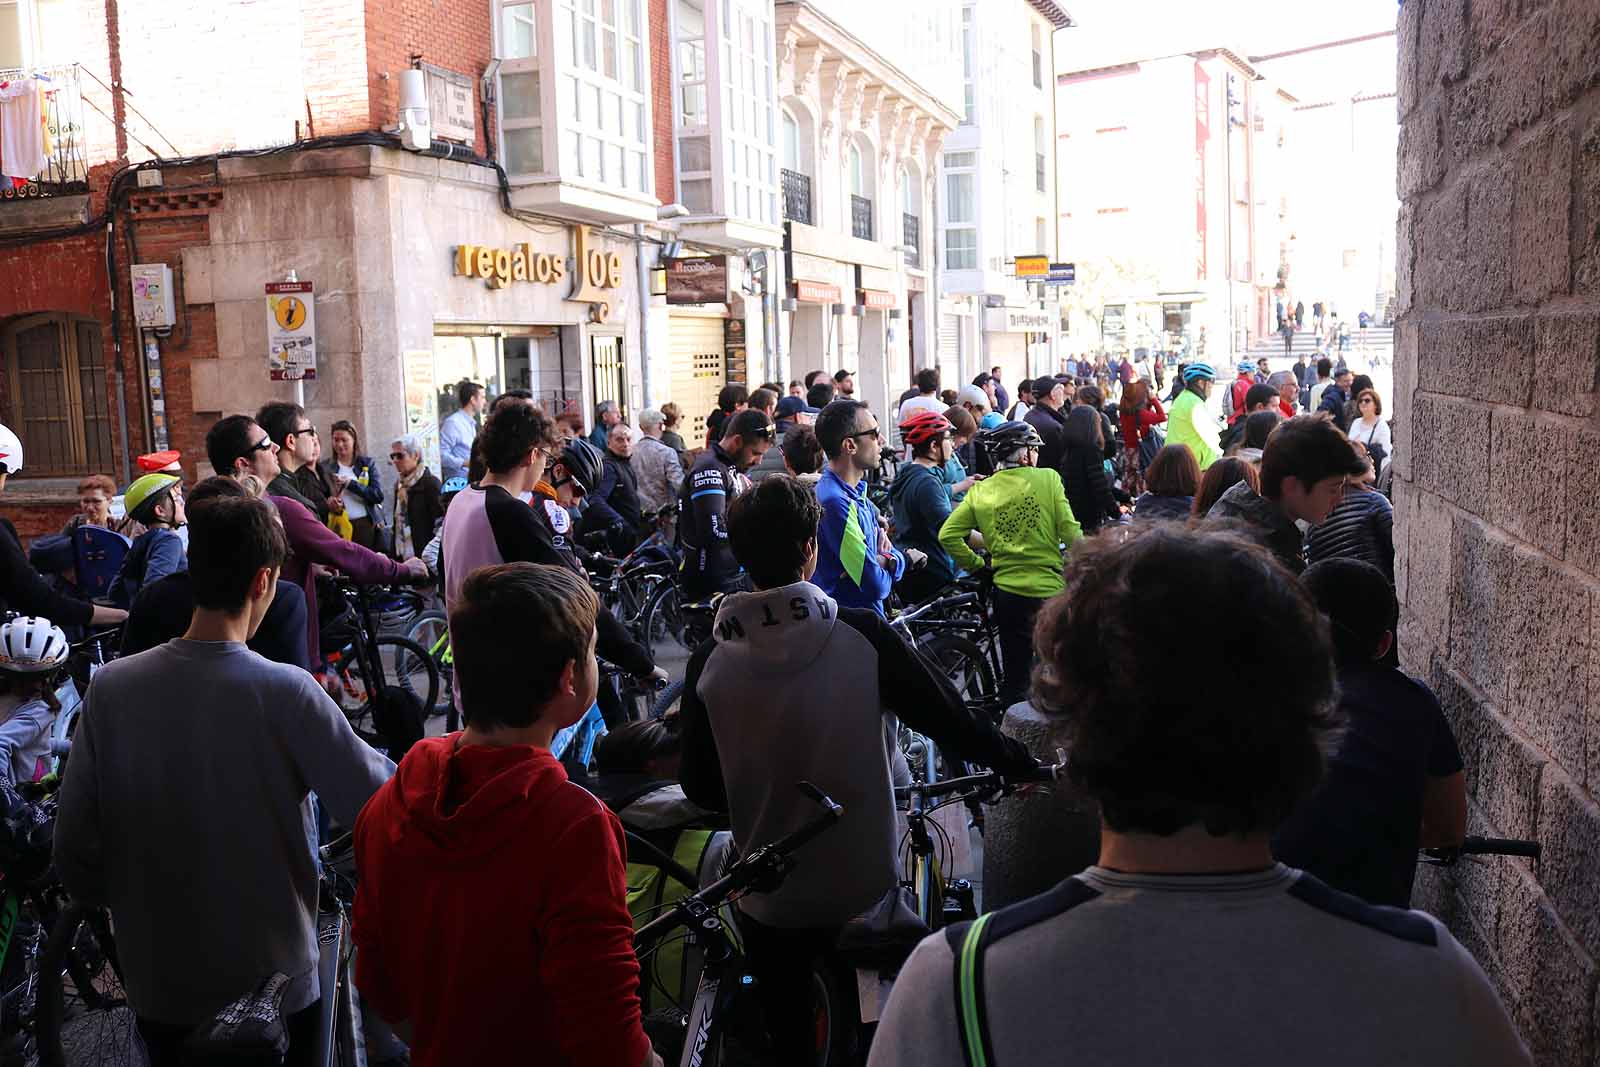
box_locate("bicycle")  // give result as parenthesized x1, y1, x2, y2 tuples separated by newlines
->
(890, 582, 1004, 710)
(314, 831, 367, 1067)
(894, 756, 1065, 930)
(319, 580, 439, 759)
(1419, 836, 1541, 867)
(401, 610, 454, 728)
(633, 782, 851, 1067)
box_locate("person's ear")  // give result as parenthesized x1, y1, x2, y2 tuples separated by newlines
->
(557, 658, 577, 698)
(1374, 630, 1395, 661)
(252, 566, 274, 601)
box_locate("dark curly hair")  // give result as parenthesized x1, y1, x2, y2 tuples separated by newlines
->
(479, 402, 557, 475)
(727, 475, 822, 589)
(1031, 524, 1342, 837)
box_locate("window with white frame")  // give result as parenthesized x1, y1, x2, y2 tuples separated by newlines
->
(1031, 23, 1042, 90)
(499, 0, 544, 174)
(0, 0, 74, 69)
(943, 149, 976, 270)
(673, 0, 777, 222)
(961, 6, 975, 125)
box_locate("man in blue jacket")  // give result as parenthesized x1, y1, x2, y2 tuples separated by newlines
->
(812, 399, 912, 615)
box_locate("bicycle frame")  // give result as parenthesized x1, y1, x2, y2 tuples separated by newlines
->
(673, 915, 747, 1067)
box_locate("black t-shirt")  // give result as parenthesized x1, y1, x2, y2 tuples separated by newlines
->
(120, 572, 311, 670)
(1273, 664, 1464, 908)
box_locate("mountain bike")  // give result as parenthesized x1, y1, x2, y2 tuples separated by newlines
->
(320, 580, 439, 758)
(401, 610, 454, 729)
(633, 782, 850, 1067)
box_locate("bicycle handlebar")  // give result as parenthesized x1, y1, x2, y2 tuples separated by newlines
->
(894, 755, 1065, 805)
(1420, 835, 1541, 866)
(892, 591, 979, 630)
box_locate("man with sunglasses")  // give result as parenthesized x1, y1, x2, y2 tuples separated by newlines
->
(206, 415, 428, 667)
(813, 399, 908, 616)
(678, 409, 775, 600)
(257, 402, 332, 524)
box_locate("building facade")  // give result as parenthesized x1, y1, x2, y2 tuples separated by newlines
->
(773, 0, 961, 420)
(1054, 47, 1283, 365)
(937, 0, 1071, 391)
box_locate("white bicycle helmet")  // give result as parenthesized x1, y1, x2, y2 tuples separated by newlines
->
(0, 617, 69, 674)
(0, 423, 21, 477)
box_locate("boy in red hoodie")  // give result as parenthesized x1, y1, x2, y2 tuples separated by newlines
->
(352, 562, 659, 1067)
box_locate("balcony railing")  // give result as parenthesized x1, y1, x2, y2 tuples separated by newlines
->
(0, 63, 88, 201)
(902, 213, 920, 268)
(781, 168, 812, 225)
(851, 195, 874, 241)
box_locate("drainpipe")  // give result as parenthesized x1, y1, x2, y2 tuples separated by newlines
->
(635, 223, 655, 409)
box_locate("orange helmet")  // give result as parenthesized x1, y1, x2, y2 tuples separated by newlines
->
(898, 409, 954, 446)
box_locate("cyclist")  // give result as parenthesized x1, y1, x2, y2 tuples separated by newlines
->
(440, 404, 661, 717)
(108, 471, 188, 609)
(938, 421, 1082, 708)
(1274, 559, 1466, 907)
(0, 615, 69, 789)
(679, 475, 1036, 1067)
(120, 476, 311, 670)
(1165, 361, 1222, 470)
(870, 526, 1529, 1067)
(1204, 414, 1367, 575)
(888, 409, 959, 605)
(678, 408, 775, 599)
(206, 415, 428, 666)
(353, 563, 661, 1067)
(0, 423, 126, 630)
(55, 491, 394, 1064)
(812, 399, 912, 615)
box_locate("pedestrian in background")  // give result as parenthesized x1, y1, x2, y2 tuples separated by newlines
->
(590, 399, 622, 451)
(659, 402, 688, 456)
(634, 409, 684, 541)
(321, 420, 386, 551)
(1348, 389, 1391, 474)
(440, 380, 486, 483)
(1133, 444, 1199, 522)
(63, 474, 144, 539)
(389, 435, 444, 564)
(1305, 443, 1394, 581)
(1061, 405, 1121, 535)
(1192, 456, 1258, 519)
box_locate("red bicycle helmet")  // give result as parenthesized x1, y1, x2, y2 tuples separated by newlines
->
(898, 409, 954, 446)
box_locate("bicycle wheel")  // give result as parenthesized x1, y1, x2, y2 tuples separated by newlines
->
(344, 638, 436, 755)
(920, 633, 998, 705)
(399, 613, 453, 718)
(33, 903, 137, 1067)
(640, 581, 694, 667)
(649, 679, 685, 720)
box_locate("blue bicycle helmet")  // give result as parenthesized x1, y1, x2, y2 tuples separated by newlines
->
(1183, 362, 1216, 382)
(1237, 359, 1256, 374)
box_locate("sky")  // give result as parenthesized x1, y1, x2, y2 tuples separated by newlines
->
(1056, 0, 1401, 98)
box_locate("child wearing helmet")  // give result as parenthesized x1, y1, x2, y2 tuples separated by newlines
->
(109, 472, 187, 609)
(938, 420, 1083, 709)
(0, 616, 69, 789)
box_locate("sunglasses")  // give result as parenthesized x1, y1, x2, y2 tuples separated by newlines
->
(245, 437, 275, 456)
(294, 424, 317, 438)
(846, 427, 882, 442)
(389, 451, 409, 461)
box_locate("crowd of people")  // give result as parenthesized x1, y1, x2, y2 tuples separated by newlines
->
(0, 336, 1531, 1066)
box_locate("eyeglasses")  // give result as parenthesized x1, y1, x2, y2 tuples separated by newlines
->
(245, 437, 275, 456)
(294, 424, 317, 438)
(846, 427, 882, 443)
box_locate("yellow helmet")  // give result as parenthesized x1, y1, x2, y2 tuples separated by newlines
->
(124, 472, 180, 522)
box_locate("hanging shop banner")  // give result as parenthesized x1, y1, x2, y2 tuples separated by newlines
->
(666, 255, 729, 305)
(266, 281, 317, 381)
(795, 280, 842, 304)
(402, 349, 442, 477)
(860, 289, 896, 309)
(1013, 255, 1049, 278)
(1044, 262, 1076, 285)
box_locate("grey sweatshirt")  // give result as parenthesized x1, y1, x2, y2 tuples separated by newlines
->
(868, 864, 1530, 1067)
(54, 639, 393, 1025)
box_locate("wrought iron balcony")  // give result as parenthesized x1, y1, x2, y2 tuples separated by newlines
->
(851, 194, 874, 241)
(902, 213, 920, 267)
(0, 63, 88, 202)
(781, 168, 812, 225)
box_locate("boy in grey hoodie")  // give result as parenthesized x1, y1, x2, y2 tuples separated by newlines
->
(679, 475, 1035, 1066)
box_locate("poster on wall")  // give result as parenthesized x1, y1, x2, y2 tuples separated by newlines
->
(403, 349, 442, 477)
(666, 256, 729, 305)
(266, 281, 317, 381)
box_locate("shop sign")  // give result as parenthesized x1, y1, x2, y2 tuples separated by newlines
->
(452, 225, 625, 323)
(666, 255, 729, 305)
(266, 280, 317, 381)
(1044, 262, 1076, 285)
(795, 280, 841, 304)
(402, 349, 442, 476)
(1005, 308, 1053, 332)
(1014, 255, 1049, 278)
(860, 289, 896, 310)
(789, 251, 836, 284)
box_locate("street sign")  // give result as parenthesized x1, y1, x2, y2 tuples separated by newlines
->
(266, 281, 317, 381)
(1014, 255, 1049, 278)
(1044, 262, 1076, 285)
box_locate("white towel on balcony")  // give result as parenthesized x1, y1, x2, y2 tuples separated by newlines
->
(0, 78, 48, 182)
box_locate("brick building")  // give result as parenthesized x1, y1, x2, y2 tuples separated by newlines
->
(1398, 0, 1600, 1060)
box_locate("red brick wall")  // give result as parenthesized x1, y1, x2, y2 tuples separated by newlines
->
(650, 0, 676, 202)
(365, 0, 494, 157)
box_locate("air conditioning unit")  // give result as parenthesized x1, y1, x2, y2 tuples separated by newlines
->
(395, 69, 432, 152)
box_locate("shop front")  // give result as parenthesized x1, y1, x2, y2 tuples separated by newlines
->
(983, 305, 1054, 390)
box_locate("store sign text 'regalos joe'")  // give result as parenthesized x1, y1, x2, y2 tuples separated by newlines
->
(453, 225, 624, 323)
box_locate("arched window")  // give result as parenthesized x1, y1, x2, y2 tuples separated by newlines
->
(782, 108, 800, 172)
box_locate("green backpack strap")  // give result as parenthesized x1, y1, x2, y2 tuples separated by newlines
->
(945, 913, 996, 1067)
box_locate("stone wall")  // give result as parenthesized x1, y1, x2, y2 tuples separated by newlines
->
(1396, 0, 1600, 1061)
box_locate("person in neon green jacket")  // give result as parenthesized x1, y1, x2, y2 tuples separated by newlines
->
(1165, 361, 1222, 470)
(939, 421, 1082, 708)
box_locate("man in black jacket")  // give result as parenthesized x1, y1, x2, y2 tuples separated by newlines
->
(1318, 368, 1355, 432)
(586, 423, 644, 554)
(1023, 376, 1068, 477)
(677, 409, 774, 598)
(679, 476, 1036, 1066)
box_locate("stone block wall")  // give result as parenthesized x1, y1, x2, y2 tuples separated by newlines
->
(1397, 0, 1600, 1060)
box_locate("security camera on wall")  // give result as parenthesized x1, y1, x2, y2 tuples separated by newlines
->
(395, 68, 433, 152)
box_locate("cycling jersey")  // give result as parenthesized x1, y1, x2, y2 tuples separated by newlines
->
(677, 442, 751, 598)
(938, 466, 1082, 599)
(1167, 387, 1221, 470)
(813, 467, 904, 615)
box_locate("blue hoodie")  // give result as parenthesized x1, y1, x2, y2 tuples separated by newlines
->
(814, 468, 904, 616)
(888, 461, 957, 590)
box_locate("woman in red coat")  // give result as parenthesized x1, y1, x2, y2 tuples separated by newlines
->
(1117, 379, 1168, 497)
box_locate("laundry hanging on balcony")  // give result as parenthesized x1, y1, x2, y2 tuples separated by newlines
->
(0, 78, 49, 183)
